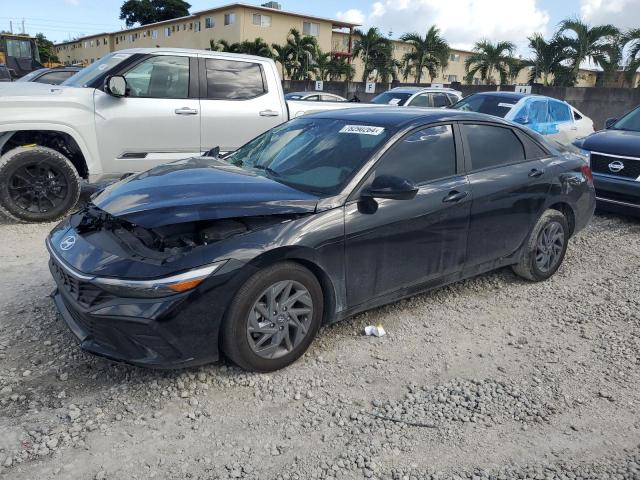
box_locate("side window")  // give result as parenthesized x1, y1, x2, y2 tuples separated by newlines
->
(548, 100, 572, 123)
(33, 71, 75, 85)
(431, 93, 449, 108)
(573, 109, 582, 121)
(305, 95, 319, 101)
(205, 59, 266, 100)
(124, 56, 189, 98)
(446, 93, 459, 105)
(373, 125, 456, 185)
(408, 94, 429, 107)
(321, 94, 340, 101)
(463, 124, 526, 170)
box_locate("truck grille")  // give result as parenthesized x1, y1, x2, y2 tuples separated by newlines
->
(591, 152, 640, 180)
(49, 259, 113, 308)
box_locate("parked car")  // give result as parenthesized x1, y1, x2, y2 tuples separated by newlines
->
(450, 92, 593, 145)
(46, 108, 595, 371)
(573, 105, 640, 216)
(0, 48, 379, 223)
(0, 64, 13, 82)
(16, 66, 83, 85)
(284, 91, 347, 102)
(370, 87, 463, 107)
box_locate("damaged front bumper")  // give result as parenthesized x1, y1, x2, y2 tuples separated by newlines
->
(47, 240, 244, 369)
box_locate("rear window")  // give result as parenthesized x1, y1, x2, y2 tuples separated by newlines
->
(462, 124, 525, 170)
(370, 92, 413, 106)
(205, 59, 266, 100)
(450, 94, 519, 118)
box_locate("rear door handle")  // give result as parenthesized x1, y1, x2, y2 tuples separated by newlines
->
(175, 107, 198, 115)
(442, 190, 468, 203)
(259, 110, 280, 117)
(529, 168, 545, 178)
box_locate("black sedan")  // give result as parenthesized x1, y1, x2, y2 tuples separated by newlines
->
(573, 105, 640, 216)
(46, 109, 595, 371)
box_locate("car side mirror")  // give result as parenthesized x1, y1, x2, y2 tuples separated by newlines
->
(362, 175, 418, 201)
(605, 117, 617, 129)
(105, 75, 128, 97)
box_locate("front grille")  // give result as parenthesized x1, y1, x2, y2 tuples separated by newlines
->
(50, 259, 113, 308)
(591, 153, 640, 180)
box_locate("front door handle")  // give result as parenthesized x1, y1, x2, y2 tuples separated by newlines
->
(442, 190, 468, 203)
(175, 107, 198, 115)
(259, 110, 280, 117)
(529, 168, 545, 178)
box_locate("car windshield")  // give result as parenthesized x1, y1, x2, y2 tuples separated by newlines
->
(370, 92, 413, 106)
(450, 94, 520, 117)
(225, 118, 391, 195)
(611, 106, 640, 132)
(62, 52, 132, 87)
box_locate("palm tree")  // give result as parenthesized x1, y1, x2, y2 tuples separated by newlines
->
(209, 38, 234, 52)
(523, 33, 571, 86)
(313, 49, 332, 80)
(236, 38, 272, 58)
(399, 26, 450, 83)
(272, 43, 292, 80)
(464, 40, 516, 84)
(557, 18, 620, 82)
(328, 56, 355, 81)
(621, 28, 640, 87)
(286, 28, 317, 80)
(352, 27, 391, 82)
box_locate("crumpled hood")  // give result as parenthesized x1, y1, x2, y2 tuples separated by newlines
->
(580, 129, 640, 157)
(93, 157, 319, 228)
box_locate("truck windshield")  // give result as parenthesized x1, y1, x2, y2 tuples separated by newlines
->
(62, 52, 132, 87)
(226, 118, 391, 195)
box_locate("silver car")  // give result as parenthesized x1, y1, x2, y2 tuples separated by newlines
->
(284, 91, 347, 102)
(371, 86, 462, 108)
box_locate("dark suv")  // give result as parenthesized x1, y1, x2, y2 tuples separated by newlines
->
(574, 105, 640, 216)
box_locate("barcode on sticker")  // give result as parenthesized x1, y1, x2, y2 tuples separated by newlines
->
(339, 125, 385, 135)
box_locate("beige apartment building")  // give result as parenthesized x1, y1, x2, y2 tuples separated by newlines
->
(55, 1, 601, 87)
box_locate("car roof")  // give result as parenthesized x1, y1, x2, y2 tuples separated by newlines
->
(287, 91, 327, 96)
(307, 107, 513, 129)
(113, 47, 273, 63)
(389, 86, 461, 94)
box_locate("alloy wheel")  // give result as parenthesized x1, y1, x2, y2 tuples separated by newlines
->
(535, 221, 565, 273)
(246, 280, 313, 359)
(8, 161, 69, 214)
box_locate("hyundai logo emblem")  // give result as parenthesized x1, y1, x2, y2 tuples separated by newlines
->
(608, 160, 625, 173)
(59, 235, 76, 251)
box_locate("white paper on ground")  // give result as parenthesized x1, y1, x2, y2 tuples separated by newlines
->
(364, 325, 386, 337)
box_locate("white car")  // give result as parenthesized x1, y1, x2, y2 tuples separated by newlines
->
(449, 91, 594, 145)
(370, 86, 463, 108)
(284, 91, 347, 102)
(0, 48, 379, 222)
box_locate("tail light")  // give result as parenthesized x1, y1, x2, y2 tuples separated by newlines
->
(581, 164, 594, 185)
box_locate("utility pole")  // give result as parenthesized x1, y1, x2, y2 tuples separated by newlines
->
(22, 19, 25, 34)
(9, 20, 13, 34)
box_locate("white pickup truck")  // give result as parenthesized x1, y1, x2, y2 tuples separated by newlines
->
(0, 48, 372, 222)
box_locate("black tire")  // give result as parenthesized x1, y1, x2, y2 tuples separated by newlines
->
(0, 146, 80, 223)
(222, 262, 324, 372)
(512, 209, 569, 282)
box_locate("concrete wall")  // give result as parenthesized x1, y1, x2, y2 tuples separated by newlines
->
(283, 80, 640, 130)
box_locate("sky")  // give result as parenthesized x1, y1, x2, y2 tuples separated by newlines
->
(2, 0, 639, 55)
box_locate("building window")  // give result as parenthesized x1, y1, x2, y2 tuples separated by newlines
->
(128, 34, 133, 43)
(224, 13, 235, 25)
(449, 53, 460, 62)
(447, 74, 458, 82)
(195, 21, 201, 32)
(83, 41, 88, 48)
(165, 27, 172, 37)
(205, 17, 214, 28)
(103, 38, 107, 45)
(303, 22, 320, 37)
(152, 30, 158, 39)
(252, 14, 272, 27)
(189, 22, 193, 30)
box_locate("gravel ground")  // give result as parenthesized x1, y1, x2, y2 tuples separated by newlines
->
(0, 211, 639, 480)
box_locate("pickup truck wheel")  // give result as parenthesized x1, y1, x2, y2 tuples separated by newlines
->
(222, 262, 323, 372)
(512, 209, 569, 282)
(0, 146, 80, 223)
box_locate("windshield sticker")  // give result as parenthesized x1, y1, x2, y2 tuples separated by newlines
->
(388, 98, 402, 105)
(498, 103, 514, 109)
(339, 125, 385, 136)
(113, 53, 131, 59)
